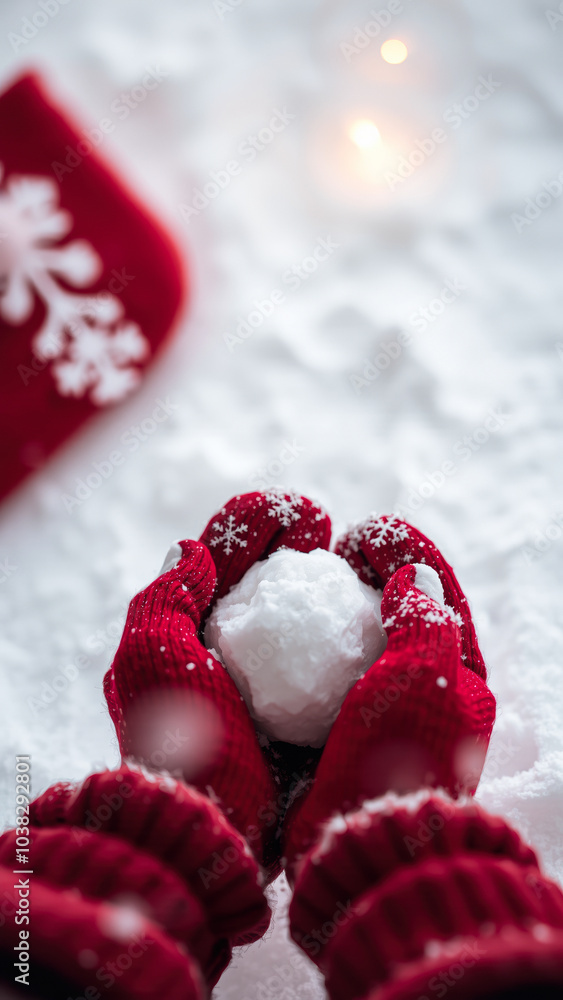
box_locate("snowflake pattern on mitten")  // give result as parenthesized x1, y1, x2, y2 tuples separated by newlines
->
(0, 163, 149, 404)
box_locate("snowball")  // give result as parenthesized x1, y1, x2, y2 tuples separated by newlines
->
(204, 548, 387, 747)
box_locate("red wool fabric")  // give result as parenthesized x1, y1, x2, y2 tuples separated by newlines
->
(289, 794, 563, 1000)
(0, 72, 185, 502)
(103, 538, 281, 879)
(29, 767, 268, 946)
(0, 825, 214, 967)
(0, 762, 276, 994)
(198, 489, 332, 601)
(283, 562, 496, 872)
(104, 490, 332, 881)
(334, 513, 487, 678)
(0, 866, 204, 1000)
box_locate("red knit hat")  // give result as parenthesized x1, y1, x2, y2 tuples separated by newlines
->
(104, 490, 332, 880)
(283, 558, 496, 871)
(0, 72, 185, 501)
(289, 792, 563, 1000)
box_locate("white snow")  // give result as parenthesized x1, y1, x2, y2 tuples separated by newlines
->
(0, 2, 562, 998)
(158, 540, 183, 575)
(414, 562, 446, 608)
(204, 548, 386, 746)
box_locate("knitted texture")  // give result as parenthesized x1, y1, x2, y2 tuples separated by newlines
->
(104, 490, 331, 880)
(29, 766, 268, 945)
(0, 863, 204, 1000)
(335, 513, 487, 678)
(199, 488, 332, 601)
(0, 72, 185, 502)
(0, 763, 274, 995)
(104, 538, 280, 876)
(0, 825, 213, 963)
(283, 563, 496, 872)
(289, 793, 563, 1000)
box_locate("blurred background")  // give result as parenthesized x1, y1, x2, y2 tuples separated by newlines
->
(1, 1, 563, 996)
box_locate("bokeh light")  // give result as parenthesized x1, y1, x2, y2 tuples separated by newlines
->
(349, 119, 381, 150)
(380, 39, 409, 65)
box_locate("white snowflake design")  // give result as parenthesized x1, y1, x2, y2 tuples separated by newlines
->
(209, 514, 249, 555)
(383, 591, 463, 630)
(341, 512, 410, 560)
(0, 163, 149, 405)
(263, 487, 303, 527)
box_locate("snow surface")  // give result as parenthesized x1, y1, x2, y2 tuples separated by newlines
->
(1, 1, 563, 997)
(204, 548, 386, 746)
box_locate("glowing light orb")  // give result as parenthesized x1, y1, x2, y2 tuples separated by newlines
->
(349, 119, 381, 150)
(381, 39, 409, 65)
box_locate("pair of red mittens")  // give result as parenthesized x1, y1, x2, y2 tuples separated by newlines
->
(104, 492, 496, 881)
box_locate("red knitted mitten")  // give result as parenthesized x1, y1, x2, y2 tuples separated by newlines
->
(0, 72, 185, 501)
(289, 792, 563, 1000)
(335, 513, 487, 677)
(12, 764, 270, 992)
(104, 491, 331, 882)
